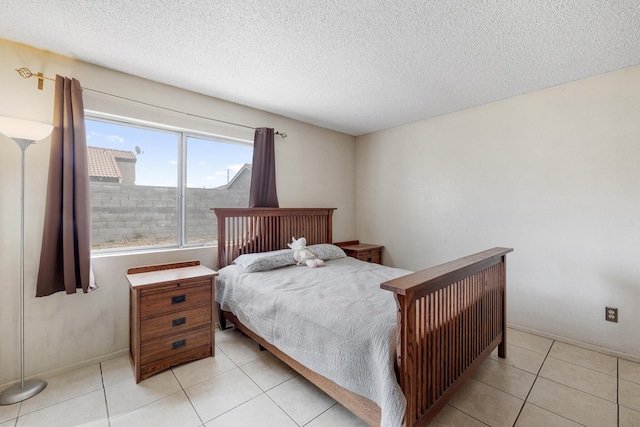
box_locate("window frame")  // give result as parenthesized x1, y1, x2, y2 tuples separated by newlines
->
(86, 110, 253, 254)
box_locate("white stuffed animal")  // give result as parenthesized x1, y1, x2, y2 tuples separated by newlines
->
(287, 237, 325, 268)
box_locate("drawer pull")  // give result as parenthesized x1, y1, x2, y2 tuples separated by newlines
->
(172, 317, 187, 327)
(172, 339, 186, 350)
(171, 294, 186, 304)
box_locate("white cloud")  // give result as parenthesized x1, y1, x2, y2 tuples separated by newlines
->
(206, 176, 217, 180)
(107, 134, 124, 143)
(169, 160, 177, 165)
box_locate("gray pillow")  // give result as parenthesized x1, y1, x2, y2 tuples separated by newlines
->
(232, 249, 295, 273)
(307, 244, 347, 261)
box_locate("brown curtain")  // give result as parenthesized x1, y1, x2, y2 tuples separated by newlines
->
(249, 127, 279, 207)
(36, 76, 92, 296)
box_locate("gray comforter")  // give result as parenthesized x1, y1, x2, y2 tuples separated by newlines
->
(215, 257, 411, 427)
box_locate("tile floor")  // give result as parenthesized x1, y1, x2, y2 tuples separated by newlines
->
(0, 327, 639, 427)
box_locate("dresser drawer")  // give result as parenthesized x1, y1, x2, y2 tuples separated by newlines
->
(140, 305, 211, 341)
(140, 325, 212, 365)
(140, 281, 211, 318)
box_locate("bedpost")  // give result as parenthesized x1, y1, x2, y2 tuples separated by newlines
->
(394, 292, 418, 425)
(216, 302, 227, 331)
(216, 210, 226, 269)
(498, 253, 508, 358)
(327, 208, 334, 243)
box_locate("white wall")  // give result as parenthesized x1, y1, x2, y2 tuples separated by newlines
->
(356, 65, 640, 359)
(0, 39, 356, 385)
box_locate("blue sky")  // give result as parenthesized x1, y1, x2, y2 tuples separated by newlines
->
(85, 119, 252, 188)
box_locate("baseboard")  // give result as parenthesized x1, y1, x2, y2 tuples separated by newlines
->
(507, 323, 640, 363)
(0, 349, 129, 390)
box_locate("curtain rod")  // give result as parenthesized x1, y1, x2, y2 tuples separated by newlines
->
(15, 67, 287, 138)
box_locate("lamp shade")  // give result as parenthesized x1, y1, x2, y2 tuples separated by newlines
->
(0, 116, 53, 142)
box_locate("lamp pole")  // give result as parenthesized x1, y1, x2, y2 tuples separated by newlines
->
(0, 118, 51, 405)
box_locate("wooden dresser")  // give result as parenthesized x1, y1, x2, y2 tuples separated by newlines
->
(336, 241, 384, 264)
(126, 260, 217, 383)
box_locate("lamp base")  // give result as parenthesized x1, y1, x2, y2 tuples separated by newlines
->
(0, 379, 47, 405)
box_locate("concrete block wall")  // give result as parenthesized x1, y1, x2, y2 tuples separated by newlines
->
(91, 182, 249, 247)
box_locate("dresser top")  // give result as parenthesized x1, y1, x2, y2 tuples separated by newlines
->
(126, 263, 217, 288)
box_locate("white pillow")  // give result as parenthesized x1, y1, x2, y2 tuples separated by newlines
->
(232, 249, 295, 273)
(307, 244, 347, 261)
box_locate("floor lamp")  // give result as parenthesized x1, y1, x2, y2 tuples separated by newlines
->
(0, 116, 53, 405)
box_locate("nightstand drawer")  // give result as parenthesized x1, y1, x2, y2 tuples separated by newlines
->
(140, 305, 211, 341)
(355, 250, 380, 264)
(140, 325, 212, 365)
(337, 243, 384, 265)
(140, 281, 211, 318)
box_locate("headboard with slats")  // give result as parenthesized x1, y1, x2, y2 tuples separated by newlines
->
(212, 208, 336, 268)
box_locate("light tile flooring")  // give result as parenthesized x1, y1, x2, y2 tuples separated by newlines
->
(1, 327, 639, 427)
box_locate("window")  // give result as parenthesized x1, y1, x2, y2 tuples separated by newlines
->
(86, 115, 253, 251)
(185, 136, 253, 244)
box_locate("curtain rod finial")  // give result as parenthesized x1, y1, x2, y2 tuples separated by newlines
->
(16, 67, 48, 90)
(16, 67, 34, 79)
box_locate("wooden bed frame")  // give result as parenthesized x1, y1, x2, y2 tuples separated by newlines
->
(213, 207, 512, 426)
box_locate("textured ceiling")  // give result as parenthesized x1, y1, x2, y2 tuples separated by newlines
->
(1, 1, 640, 136)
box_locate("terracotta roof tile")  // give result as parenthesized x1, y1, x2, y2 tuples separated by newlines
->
(87, 146, 135, 179)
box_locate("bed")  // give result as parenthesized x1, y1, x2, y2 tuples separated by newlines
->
(213, 207, 512, 426)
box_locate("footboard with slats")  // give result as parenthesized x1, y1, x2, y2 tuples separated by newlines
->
(212, 207, 512, 426)
(381, 247, 512, 425)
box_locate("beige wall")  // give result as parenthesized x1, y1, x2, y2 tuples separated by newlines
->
(0, 39, 356, 385)
(356, 65, 640, 359)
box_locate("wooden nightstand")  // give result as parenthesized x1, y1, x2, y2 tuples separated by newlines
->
(336, 242, 384, 264)
(127, 260, 217, 383)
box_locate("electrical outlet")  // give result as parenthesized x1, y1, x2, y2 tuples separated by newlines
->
(605, 307, 618, 323)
